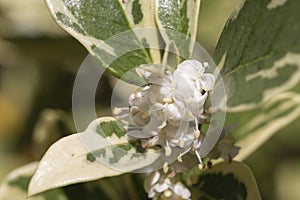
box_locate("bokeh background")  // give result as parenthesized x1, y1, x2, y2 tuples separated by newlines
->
(0, 0, 299, 199)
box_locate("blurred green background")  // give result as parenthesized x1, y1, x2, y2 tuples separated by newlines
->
(0, 0, 299, 199)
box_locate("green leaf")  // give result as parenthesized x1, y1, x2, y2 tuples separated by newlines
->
(156, 0, 201, 62)
(227, 92, 300, 161)
(28, 117, 160, 196)
(45, 0, 161, 84)
(214, 0, 300, 111)
(124, 0, 162, 64)
(190, 161, 261, 200)
(46, 0, 203, 81)
(0, 162, 68, 200)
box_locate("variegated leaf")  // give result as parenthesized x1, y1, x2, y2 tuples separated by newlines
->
(0, 162, 68, 200)
(190, 161, 261, 200)
(156, 0, 201, 62)
(28, 117, 160, 196)
(225, 92, 300, 161)
(119, 0, 161, 64)
(45, 0, 161, 84)
(214, 0, 300, 112)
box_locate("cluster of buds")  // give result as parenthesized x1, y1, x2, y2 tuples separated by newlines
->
(113, 60, 240, 200)
(144, 170, 191, 200)
(127, 60, 215, 167)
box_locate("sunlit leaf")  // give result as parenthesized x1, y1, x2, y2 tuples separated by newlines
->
(119, 0, 161, 63)
(0, 162, 68, 200)
(190, 161, 261, 200)
(156, 0, 201, 62)
(45, 0, 161, 84)
(28, 117, 160, 196)
(214, 0, 300, 111)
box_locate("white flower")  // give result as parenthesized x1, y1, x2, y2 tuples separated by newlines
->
(128, 85, 151, 112)
(173, 182, 191, 199)
(114, 60, 239, 199)
(175, 60, 215, 92)
(128, 86, 151, 126)
(126, 60, 215, 167)
(144, 171, 191, 200)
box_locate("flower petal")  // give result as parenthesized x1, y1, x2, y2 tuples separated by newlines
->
(173, 182, 191, 199)
(201, 73, 215, 91)
(176, 60, 205, 75)
(154, 182, 169, 193)
(143, 117, 164, 136)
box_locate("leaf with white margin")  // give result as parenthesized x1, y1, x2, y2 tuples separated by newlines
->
(45, 0, 160, 84)
(190, 161, 261, 200)
(225, 92, 300, 161)
(28, 117, 160, 196)
(118, 0, 161, 64)
(0, 162, 68, 200)
(214, 0, 300, 111)
(156, 0, 201, 61)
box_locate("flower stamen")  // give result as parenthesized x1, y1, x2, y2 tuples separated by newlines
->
(195, 150, 205, 170)
(115, 113, 129, 119)
(164, 190, 172, 198)
(178, 137, 185, 148)
(158, 120, 167, 129)
(165, 144, 172, 156)
(203, 62, 209, 68)
(194, 117, 199, 131)
(141, 111, 150, 119)
(163, 162, 169, 173)
(194, 130, 201, 140)
(177, 153, 183, 162)
(162, 98, 174, 104)
(113, 107, 129, 119)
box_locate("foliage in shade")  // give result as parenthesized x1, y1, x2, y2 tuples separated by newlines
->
(190, 161, 261, 200)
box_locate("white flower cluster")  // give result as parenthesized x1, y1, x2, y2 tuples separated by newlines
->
(144, 171, 191, 200)
(114, 59, 241, 200)
(127, 60, 215, 166)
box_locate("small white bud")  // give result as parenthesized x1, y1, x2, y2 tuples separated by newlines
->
(163, 162, 169, 173)
(123, 124, 129, 131)
(164, 189, 172, 197)
(178, 138, 185, 148)
(162, 98, 173, 104)
(113, 107, 122, 115)
(203, 62, 209, 68)
(194, 130, 201, 139)
(158, 121, 167, 129)
(165, 146, 172, 156)
(198, 163, 205, 170)
(177, 154, 183, 162)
